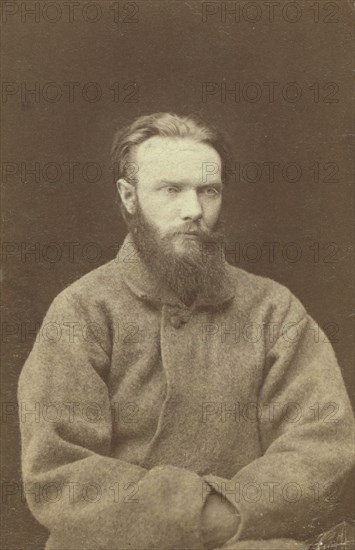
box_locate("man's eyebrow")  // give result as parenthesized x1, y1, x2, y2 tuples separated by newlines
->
(157, 180, 183, 185)
(197, 181, 223, 189)
(157, 180, 223, 186)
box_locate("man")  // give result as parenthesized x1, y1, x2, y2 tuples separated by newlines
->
(18, 113, 354, 550)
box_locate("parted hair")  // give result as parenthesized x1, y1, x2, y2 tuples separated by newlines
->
(111, 112, 232, 185)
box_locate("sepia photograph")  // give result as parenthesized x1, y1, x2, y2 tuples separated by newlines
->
(1, 1, 354, 549)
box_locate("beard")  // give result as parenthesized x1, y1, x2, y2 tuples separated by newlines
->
(126, 201, 227, 306)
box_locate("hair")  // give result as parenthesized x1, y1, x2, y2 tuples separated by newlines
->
(111, 112, 232, 186)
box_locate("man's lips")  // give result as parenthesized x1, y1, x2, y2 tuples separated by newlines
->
(175, 228, 201, 235)
(170, 229, 206, 239)
(178, 231, 201, 238)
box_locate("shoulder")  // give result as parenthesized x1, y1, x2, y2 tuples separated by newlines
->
(226, 264, 307, 320)
(46, 258, 127, 319)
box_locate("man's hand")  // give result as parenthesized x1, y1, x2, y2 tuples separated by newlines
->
(201, 491, 240, 550)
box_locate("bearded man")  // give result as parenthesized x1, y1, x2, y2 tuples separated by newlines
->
(18, 113, 354, 550)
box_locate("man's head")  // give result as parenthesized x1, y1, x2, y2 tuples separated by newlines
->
(111, 113, 231, 305)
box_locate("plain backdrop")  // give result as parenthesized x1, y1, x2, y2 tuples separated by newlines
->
(1, 1, 354, 548)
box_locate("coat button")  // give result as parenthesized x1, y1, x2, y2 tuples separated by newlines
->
(170, 315, 182, 329)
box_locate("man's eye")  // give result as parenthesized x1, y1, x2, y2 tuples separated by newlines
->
(204, 187, 220, 196)
(165, 186, 179, 194)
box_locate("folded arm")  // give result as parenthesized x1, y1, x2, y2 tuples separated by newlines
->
(204, 292, 354, 544)
(18, 291, 207, 550)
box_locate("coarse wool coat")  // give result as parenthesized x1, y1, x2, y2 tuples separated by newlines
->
(18, 235, 354, 550)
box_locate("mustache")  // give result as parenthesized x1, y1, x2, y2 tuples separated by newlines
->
(165, 223, 220, 240)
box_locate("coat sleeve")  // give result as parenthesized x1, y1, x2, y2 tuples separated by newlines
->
(18, 290, 206, 550)
(204, 289, 354, 544)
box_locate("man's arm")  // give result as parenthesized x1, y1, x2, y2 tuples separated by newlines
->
(18, 290, 207, 550)
(203, 291, 354, 545)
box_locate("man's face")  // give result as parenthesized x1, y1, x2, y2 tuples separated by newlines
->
(132, 136, 223, 255)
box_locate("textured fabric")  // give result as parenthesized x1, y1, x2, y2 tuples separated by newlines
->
(18, 235, 354, 550)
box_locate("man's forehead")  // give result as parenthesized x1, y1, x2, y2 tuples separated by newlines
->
(132, 137, 222, 182)
(135, 136, 221, 161)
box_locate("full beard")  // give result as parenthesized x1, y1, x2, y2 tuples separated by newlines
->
(126, 202, 227, 306)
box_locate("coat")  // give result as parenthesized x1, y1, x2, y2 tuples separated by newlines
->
(18, 235, 354, 550)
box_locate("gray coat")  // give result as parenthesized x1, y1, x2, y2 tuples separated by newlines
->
(18, 235, 354, 549)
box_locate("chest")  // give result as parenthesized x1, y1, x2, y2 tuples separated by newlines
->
(109, 302, 267, 411)
(107, 301, 268, 473)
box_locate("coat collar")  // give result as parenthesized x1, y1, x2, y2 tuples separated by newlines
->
(117, 234, 235, 311)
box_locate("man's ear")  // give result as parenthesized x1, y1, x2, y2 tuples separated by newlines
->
(116, 178, 137, 215)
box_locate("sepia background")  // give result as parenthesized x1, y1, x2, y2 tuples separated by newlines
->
(1, 0, 354, 548)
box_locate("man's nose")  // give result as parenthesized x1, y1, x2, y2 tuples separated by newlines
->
(180, 190, 203, 222)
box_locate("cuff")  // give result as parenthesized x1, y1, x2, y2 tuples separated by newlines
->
(203, 474, 243, 546)
(219, 539, 305, 550)
(143, 464, 208, 549)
